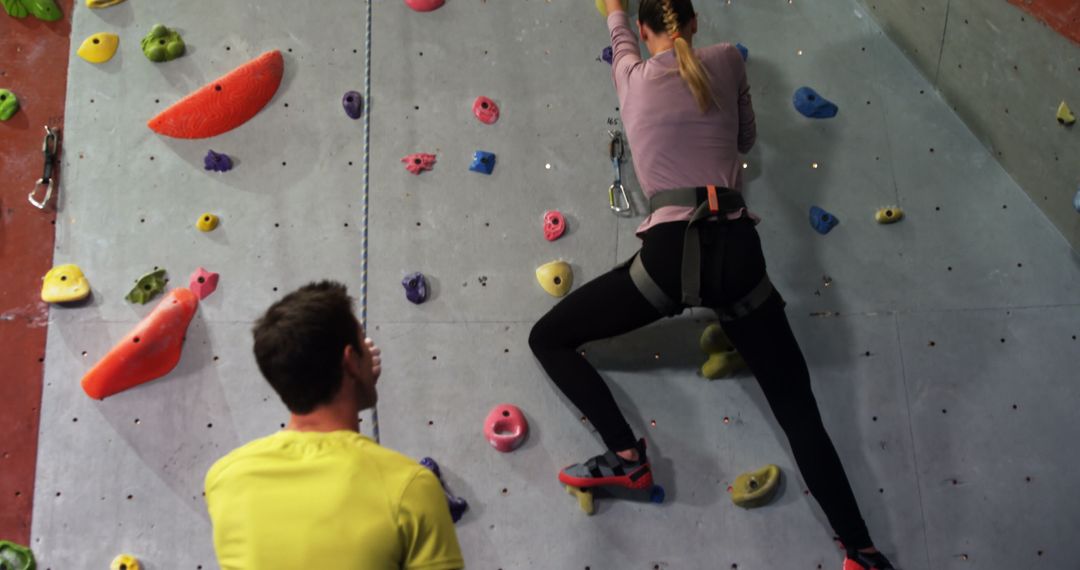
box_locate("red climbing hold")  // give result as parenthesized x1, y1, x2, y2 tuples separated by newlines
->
(544, 210, 566, 241)
(402, 153, 437, 175)
(81, 288, 199, 399)
(473, 96, 499, 125)
(188, 267, 219, 300)
(484, 404, 529, 452)
(405, 0, 444, 12)
(148, 50, 284, 139)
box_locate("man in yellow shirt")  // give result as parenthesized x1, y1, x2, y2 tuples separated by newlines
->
(205, 281, 465, 570)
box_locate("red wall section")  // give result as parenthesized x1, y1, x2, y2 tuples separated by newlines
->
(1008, 0, 1080, 45)
(0, 0, 73, 545)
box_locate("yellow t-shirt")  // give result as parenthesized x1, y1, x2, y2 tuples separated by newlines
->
(205, 430, 464, 570)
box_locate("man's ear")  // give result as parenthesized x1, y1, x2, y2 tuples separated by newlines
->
(343, 343, 365, 377)
(691, 15, 698, 35)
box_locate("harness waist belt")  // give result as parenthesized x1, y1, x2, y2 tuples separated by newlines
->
(629, 186, 775, 320)
(649, 185, 747, 213)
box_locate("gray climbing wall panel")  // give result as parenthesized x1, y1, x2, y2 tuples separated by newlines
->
(33, 1, 1080, 569)
(859, 0, 1080, 251)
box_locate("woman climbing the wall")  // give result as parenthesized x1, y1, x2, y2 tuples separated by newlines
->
(527, 1, 895, 568)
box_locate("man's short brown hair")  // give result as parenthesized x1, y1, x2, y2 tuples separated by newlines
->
(253, 281, 362, 414)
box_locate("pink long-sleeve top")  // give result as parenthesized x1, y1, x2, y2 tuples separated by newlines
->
(607, 10, 759, 236)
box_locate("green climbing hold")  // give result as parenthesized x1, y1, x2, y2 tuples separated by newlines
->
(126, 268, 168, 304)
(0, 540, 36, 570)
(0, 89, 19, 121)
(699, 324, 746, 380)
(141, 24, 185, 62)
(2, 0, 60, 20)
(1, 0, 28, 18)
(22, 0, 59, 19)
(731, 464, 781, 509)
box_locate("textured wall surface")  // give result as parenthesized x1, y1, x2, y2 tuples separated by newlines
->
(31, 0, 1080, 569)
(860, 0, 1080, 250)
(0, 0, 73, 545)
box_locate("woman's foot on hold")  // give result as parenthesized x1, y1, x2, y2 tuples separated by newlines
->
(558, 438, 653, 490)
(843, 548, 895, 570)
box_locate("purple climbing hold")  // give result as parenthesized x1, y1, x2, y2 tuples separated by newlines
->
(420, 456, 441, 477)
(420, 457, 469, 523)
(402, 272, 428, 304)
(601, 46, 613, 65)
(343, 90, 363, 120)
(203, 150, 233, 172)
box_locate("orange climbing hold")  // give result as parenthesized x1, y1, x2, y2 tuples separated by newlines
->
(147, 50, 284, 139)
(81, 287, 199, 399)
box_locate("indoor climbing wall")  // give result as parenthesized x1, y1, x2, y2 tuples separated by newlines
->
(31, 1, 1080, 569)
(860, 0, 1080, 249)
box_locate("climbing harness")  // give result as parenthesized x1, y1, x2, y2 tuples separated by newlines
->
(608, 130, 632, 215)
(28, 126, 59, 209)
(628, 185, 777, 321)
(362, 0, 379, 443)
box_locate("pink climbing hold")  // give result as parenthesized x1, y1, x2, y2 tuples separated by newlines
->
(544, 210, 566, 241)
(188, 267, 219, 300)
(402, 153, 437, 175)
(473, 96, 500, 125)
(484, 404, 528, 453)
(405, 0, 444, 12)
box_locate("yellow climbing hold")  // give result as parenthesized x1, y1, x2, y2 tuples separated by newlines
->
(731, 464, 781, 509)
(41, 264, 91, 303)
(1057, 101, 1076, 126)
(87, 0, 126, 7)
(196, 213, 219, 232)
(76, 32, 119, 64)
(536, 260, 573, 297)
(875, 206, 904, 224)
(110, 553, 141, 570)
(700, 324, 745, 379)
(565, 485, 595, 515)
(595, 0, 628, 17)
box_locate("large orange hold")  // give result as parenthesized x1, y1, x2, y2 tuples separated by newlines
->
(81, 288, 199, 399)
(147, 50, 284, 139)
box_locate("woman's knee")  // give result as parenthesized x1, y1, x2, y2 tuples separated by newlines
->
(528, 313, 565, 355)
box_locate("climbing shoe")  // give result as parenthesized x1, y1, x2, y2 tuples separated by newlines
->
(843, 549, 895, 570)
(559, 438, 653, 490)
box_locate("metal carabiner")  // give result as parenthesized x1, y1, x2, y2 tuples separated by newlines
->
(29, 126, 59, 209)
(608, 130, 631, 215)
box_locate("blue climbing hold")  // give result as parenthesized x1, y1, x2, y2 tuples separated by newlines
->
(650, 485, 666, 504)
(469, 151, 496, 175)
(1074, 186, 1080, 213)
(809, 206, 839, 235)
(601, 46, 613, 65)
(735, 43, 748, 61)
(793, 87, 838, 119)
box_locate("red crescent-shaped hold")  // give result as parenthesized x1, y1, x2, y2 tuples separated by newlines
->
(81, 288, 200, 400)
(148, 50, 284, 139)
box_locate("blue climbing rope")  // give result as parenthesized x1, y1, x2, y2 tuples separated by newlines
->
(362, 0, 379, 444)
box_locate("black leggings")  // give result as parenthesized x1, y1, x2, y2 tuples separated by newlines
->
(529, 219, 873, 549)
